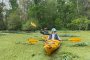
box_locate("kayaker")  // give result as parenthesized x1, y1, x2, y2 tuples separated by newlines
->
(40, 29, 44, 34)
(43, 28, 50, 35)
(40, 28, 50, 35)
(48, 28, 61, 41)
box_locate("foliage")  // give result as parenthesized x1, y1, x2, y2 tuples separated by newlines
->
(7, 11, 21, 30)
(57, 0, 77, 28)
(22, 20, 32, 31)
(22, 18, 39, 31)
(71, 17, 90, 30)
(0, 3, 6, 30)
(9, 0, 18, 11)
(28, 0, 57, 29)
(0, 0, 90, 30)
(72, 42, 88, 47)
(55, 18, 63, 29)
(58, 52, 79, 60)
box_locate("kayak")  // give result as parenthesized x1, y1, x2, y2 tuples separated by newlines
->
(44, 40, 60, 55)
(69, 38, 81, 42)
(28, 38, 38, 44)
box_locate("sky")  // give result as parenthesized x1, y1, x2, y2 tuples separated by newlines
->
(0, 0, 11, 9)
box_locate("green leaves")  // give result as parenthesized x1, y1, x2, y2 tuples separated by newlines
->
(9, 0, 18, 11)
(71, 16, 90, 30)
(0, 3, 6, 30)
(7, 11, 21, 30)
(22, 18, 39, 31)
(0, 0, 90, 30)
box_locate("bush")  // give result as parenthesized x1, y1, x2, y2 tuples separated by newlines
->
(58, 52, 79, 60)
(22, 20, 32, 31)
(7, 11, 21, 30)
(72, 42, 88, 47)
(7, 19, 21, 30)
(55, 18, 63, 29)
(71, 16, 90, 30)
(22, 18, 39, 31)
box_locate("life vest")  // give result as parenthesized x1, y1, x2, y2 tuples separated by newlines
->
(48, 34, 59, 40)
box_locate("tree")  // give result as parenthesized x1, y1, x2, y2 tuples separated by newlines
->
(18, 0, 31, 21)
(56, 0, 77, 29)
(7, 11, 21, 30)
(0, 3, 6, 30)
(55, 18, 63, 29)
(28, 0, 57, 29)
(9, 0, 18, 11)
(1, 0, 89, 31)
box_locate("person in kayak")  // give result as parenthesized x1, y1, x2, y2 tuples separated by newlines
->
(40, 28, 50, 35)
(48, 28, 61, 41)
(40, 29, 44, 34)
(43, 28, 50, 35)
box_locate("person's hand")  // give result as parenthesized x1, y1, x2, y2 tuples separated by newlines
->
(59, 40, 62, 41)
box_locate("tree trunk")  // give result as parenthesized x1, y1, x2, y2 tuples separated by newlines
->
(77, 0, 79, 15)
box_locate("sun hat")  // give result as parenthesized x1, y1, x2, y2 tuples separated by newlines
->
(51, 28, 56, 32)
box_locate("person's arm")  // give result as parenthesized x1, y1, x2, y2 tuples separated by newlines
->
(47, 35, 50, 40)
(47, 34, 52, 40)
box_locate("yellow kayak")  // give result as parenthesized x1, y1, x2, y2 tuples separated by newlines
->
(28, 38, 38, 44)
(69, 38, 81, 43)
(44, 40, 60, 55)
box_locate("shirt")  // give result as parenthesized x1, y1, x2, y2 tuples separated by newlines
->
(50, 34, 61, 40)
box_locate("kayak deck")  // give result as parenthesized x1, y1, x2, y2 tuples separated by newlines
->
(44, 40, 60, 55)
